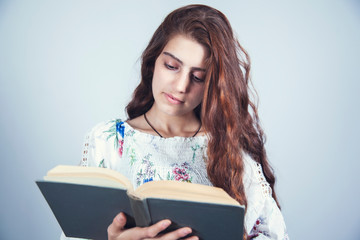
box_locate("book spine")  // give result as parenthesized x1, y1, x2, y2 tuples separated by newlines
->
(128, 193, 151, 227)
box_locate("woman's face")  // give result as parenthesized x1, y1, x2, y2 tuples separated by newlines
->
(151, 34, 207, 118)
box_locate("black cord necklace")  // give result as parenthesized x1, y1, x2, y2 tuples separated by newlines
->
(144, 113, 201, 138)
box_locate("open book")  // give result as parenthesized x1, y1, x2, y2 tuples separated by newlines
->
(36, 165, 244, 240)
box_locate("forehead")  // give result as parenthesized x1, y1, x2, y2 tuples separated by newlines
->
(161, 34, 207, 68)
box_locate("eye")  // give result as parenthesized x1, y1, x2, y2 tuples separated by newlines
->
(192, 74, 204, 83)
(165, 63, 178, 70)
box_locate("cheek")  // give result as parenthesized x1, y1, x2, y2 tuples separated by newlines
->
(152, 70, 163, 93)
(152, 59, 163, 90)
(152, 67, 168, 92)
(192, 86, 205, 104)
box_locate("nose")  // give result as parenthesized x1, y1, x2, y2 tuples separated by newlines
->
(175, 71, 191, 93)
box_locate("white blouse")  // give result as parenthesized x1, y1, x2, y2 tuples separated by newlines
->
(61, 119, 289, 240)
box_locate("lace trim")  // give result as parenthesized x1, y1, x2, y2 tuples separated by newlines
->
(254, 162, 272, 197)
(81, 134, 90, 166)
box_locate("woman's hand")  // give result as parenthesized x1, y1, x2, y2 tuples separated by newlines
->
(108, 212, 198, 240)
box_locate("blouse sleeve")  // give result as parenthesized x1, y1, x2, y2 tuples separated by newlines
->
(242, 154, 289, 240)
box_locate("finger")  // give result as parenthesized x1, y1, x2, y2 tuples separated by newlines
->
(159, 227, 192, 240)
(113, 219, 171, 240)
(107, 212, 127, 239)
(137, 219, 172, 239)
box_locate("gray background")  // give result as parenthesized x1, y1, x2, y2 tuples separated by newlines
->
(1, 0, 359, 239)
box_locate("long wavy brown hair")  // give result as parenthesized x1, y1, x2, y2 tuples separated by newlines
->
(126, 4, 280, 207)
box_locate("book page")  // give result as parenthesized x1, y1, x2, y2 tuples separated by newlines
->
(135, 180, 241, 206)
(45, 165, 133, 190)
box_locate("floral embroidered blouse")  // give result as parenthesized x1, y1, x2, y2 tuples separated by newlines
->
(61, 119, 289, 240)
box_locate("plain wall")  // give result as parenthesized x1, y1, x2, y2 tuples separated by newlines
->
(1, 0, 359, 239)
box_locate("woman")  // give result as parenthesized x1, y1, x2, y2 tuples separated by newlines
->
(63, 4, 288, 240)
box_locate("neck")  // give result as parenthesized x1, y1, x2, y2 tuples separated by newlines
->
(145, 106, 201, 138)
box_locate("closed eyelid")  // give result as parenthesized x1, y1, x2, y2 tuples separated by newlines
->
(164, 59, 178, 67)
(162, 53, 206, 80)
(192, 69, 205, 77)
(192, 73, 204, 81)
(164, 63, 178, 70)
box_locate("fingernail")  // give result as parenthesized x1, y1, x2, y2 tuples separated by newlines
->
(116, 213, 123, 223)
(182, 228, 192, 235)
(162, 220, 171, 227)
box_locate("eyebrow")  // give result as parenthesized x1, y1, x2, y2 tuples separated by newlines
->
(163, 52, 206, 72)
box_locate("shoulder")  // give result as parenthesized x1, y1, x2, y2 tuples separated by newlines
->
(86, 119, 125, 140)
(82, 119, 125, 168)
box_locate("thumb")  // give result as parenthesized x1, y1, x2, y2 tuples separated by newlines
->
(107, 212, 127, 239)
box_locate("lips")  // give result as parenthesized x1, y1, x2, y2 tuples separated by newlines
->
(165, 93, 184, 104)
